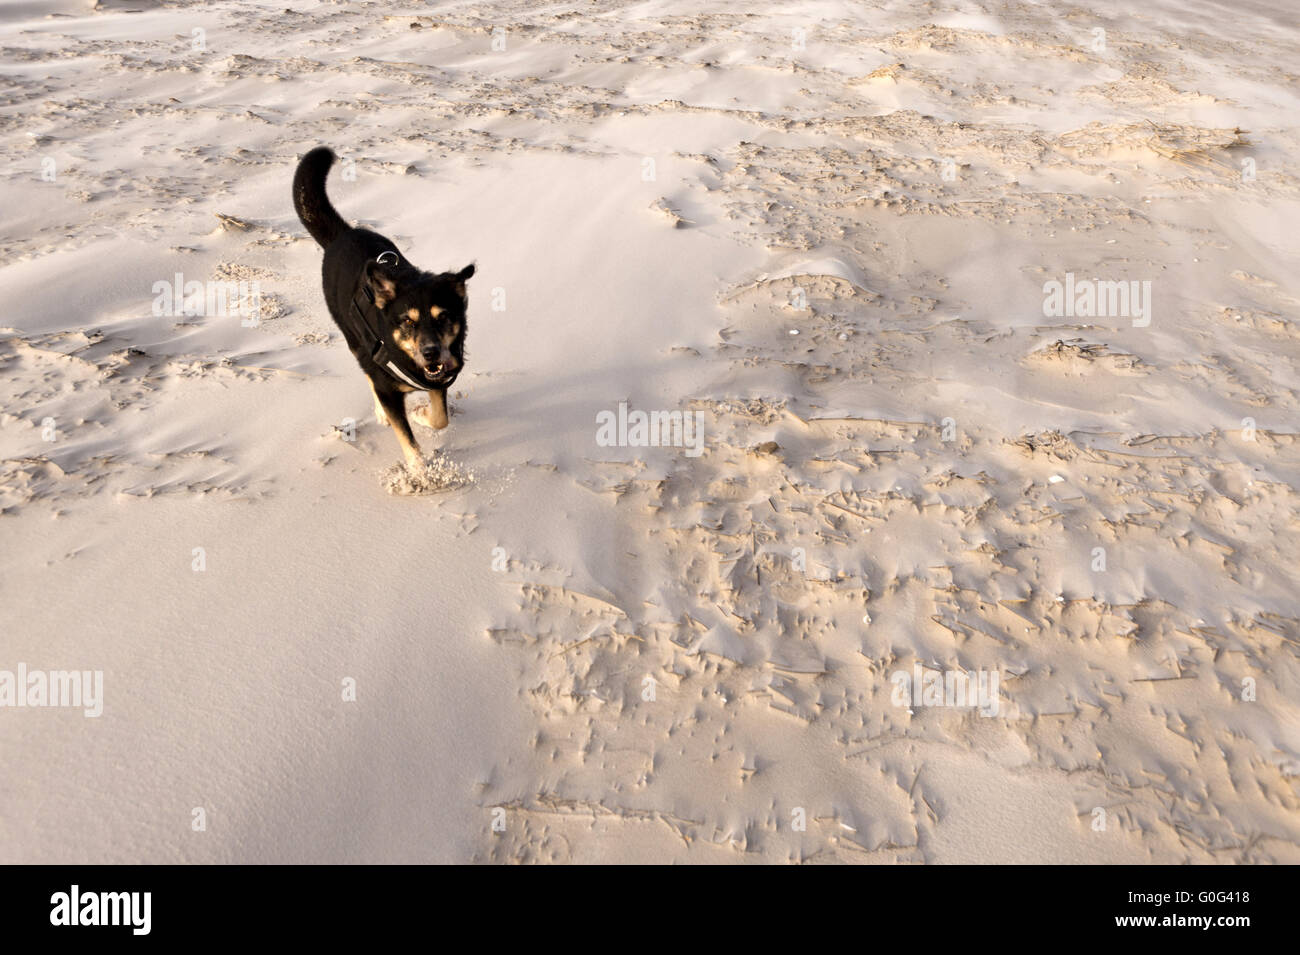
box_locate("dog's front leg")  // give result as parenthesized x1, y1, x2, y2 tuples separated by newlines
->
(370, 380, 389, 426)
(376, 388, 424, 469)
(411, 389, 449, 430)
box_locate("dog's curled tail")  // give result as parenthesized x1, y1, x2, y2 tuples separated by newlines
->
(293, 146, 348, 248)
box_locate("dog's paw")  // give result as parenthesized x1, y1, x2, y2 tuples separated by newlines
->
(411, 402, 449, 430)
(383, 453, 474, 495)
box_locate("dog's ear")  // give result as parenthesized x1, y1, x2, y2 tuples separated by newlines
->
(452, 263, 475, 300)
(364, 258, 400, 308)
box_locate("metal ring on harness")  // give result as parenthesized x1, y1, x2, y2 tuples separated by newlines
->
(376, 251, 398, 266)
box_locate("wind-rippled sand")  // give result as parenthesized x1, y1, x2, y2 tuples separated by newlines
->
(1, 0, 1297, 863)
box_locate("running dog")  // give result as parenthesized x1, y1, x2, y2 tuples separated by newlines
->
(292, 146, 474, 469)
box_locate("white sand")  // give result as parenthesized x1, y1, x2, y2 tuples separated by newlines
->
(1, 0, 1298, 863)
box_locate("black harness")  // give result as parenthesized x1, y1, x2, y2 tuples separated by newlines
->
(348, 253, 428, 390)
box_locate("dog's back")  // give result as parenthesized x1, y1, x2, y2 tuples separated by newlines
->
(293, 148, 399, 346)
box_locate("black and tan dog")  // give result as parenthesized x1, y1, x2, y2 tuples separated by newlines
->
(293, 146, 474, 469)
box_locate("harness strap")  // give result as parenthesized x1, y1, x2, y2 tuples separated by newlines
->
(381, 359, 427, 390)
(349, 258, 428, 390)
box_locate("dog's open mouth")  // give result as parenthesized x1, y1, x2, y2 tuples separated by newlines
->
(423, 367, 457, 385)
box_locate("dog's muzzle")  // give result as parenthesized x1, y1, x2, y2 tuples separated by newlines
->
(422, 362, 459, 386)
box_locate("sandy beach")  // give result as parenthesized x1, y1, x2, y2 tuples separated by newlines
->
(1, 0, 1298, 863)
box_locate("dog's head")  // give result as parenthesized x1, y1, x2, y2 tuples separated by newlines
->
(366, 258, 475, 387)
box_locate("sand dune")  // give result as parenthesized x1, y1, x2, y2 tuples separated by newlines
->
(1, 0, 1298, 863)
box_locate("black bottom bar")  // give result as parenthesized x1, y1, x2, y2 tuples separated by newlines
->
(0, 864, 1284, 941)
